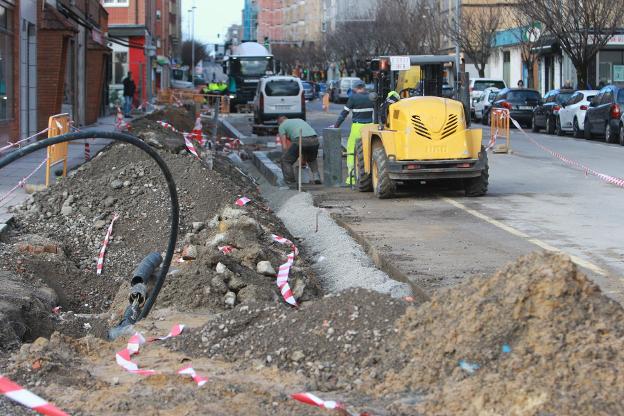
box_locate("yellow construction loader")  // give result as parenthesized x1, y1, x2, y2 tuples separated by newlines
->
(355, 55, 488, 198)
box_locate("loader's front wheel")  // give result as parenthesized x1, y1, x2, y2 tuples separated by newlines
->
(355, 139, 372, 192)
(372, 146, 396, 199)
(464, 149, 489, 197)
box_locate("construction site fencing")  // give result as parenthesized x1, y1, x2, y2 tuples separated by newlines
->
(158, 89, 230, 114)
(489, 108, 511, 154)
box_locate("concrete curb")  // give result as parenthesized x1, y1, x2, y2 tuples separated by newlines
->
(219, 117, 247, 142)
(0, 214, 14, 237)
(331, 214, 431, 303)
(252, 151, 285, 187)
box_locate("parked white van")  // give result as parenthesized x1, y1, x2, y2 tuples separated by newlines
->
(253, 76, 305, 124)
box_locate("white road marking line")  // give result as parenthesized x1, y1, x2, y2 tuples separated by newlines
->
(442, 197, 608, 277)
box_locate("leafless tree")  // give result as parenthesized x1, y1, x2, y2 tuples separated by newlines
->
(447, 6, 502, 77)
(323, 0, 441, 76)
(504, 5, 549, 89)
(181, 40, 208, 70)
(516, 0, 624, 88)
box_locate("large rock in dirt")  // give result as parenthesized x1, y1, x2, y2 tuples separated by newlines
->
(0, 271, 57, 349)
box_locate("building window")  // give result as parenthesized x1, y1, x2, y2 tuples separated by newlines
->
(103, 0, 130, 7)
(113, 51, 128, 85)
(0, 5, 13, 121)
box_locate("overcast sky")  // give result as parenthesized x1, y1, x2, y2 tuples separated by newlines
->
(181, 0, 244, 45)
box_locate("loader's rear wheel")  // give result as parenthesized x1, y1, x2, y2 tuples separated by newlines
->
(372, 146, 396, 199)
(464, 149, 489, 197)
(355, 139, 372, 192)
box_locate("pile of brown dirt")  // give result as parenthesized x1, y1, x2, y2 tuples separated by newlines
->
(130, 117, 186, 152)
(1, 137, 320, 349)
(372, 252, 624, 415)
(169, 289, 409, 392)
(145, 106, 196, 132)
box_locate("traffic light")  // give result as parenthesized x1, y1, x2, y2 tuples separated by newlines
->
(264, 36, 270, 49)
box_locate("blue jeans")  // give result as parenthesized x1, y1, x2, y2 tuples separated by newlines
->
(123, 96, 132, 115)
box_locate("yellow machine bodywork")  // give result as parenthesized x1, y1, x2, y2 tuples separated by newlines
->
(360, 96, 482, 174)
(396, 66, 421, 94)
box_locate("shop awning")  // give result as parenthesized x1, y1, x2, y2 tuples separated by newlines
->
(156, 55, 170, 65)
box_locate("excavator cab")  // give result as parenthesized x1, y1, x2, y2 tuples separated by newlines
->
(355, 55, 487, 199)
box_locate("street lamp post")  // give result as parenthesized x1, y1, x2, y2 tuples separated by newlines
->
(190, 5, 197, 82)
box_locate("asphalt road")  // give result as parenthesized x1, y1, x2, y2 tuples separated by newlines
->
(228, 98, 624, 303)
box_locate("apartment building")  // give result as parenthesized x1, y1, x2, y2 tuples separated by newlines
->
(1, 0, 110, 147)
(103, 0, 156, 107)
(256, 0, 283, 44)
(153, 0, 181, 91)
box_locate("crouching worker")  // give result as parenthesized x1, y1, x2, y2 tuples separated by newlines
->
(277, 115, 322, 187)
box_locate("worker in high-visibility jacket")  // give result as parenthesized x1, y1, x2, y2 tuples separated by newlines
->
(380, 90, 400, 125)
(333, 80, 374, 185)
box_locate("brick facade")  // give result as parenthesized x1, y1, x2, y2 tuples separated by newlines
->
(36, 3, 75, 131)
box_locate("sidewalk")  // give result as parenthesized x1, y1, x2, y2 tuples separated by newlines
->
(0, 114, 123, 226)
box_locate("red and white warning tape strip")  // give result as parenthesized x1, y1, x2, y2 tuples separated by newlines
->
(114, 324, 208, 386)
(291, 392, 344, 411)
(96, 214, 119, 275)
(510, 118, 624, 189)
(0, 157, 48, 206)
(157, 120, 179, 132)
(184, 133, 200, 158)
(115, 107, 130, 131)
(0, 375, 69, 416)
(115, 333, 157, 375)
(0, 127, 50, 154)
(271, 234, 298, 307)
(235, 196, 251, 206)
(218, 245, 235, 254)
(177, 365, 208, 386)
(147, 324, 185, 341)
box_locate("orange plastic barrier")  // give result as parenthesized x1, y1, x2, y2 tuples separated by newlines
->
(489, 108, 511, 153)
(45, 114, 70, 186)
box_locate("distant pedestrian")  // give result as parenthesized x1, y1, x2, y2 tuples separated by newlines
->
(122, 72, 136, 118)
(517, 79, 524, 88)
(277, 116, 321, 187)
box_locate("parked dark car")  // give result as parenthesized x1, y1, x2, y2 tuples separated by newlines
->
(584, 85, 624, 144)
(488, 88, 542, 127)
(532, 88, 575, 134)
(302, 81, 316, 100)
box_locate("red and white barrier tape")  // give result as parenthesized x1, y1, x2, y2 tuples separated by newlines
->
(177, 366, 208, 387)
(0, 157, 48, 206)
(96, 214, 119, 275)
(218, 245, 235, 254)
(235, 196, 251, 206)
(115, 333, 157, 375)
(0, 375, 69, 416)
(291, 392, 369, 415)
(0, 127, 50, 154)
(157, 120, 179, 132)
(115, 107, 129, 131)
(271, 234, 298, 307)
(184, 134, 200, 158)
(509, 117, 624, 189)
(147, 324, 185, 341)
(115, 324, 208, 386)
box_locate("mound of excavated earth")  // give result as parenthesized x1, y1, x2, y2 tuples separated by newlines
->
(0, 137, 320, 352)
(373, 252, 624, 415)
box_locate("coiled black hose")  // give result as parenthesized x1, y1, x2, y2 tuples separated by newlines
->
(0, 131, 179, 321)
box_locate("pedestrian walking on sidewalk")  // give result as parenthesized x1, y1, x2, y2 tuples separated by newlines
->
(122, 73, 136, 118)
(277, 116, 322, 187)
(332, 80, 374, 185)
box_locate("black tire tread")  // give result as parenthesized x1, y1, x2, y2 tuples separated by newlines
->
(355, 140, 372, 192)
(464, 149, 489, 197)
(372, 146, 396, 199)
